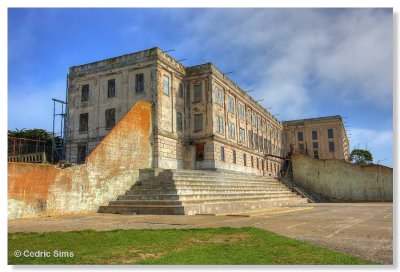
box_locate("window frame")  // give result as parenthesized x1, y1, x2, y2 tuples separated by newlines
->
(107, 79, 116, 98)
(81, 84, 89, 102)
(194, 114, 203, 132)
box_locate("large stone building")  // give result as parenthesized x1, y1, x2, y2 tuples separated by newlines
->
(66, 47, 349, 176)
(66, 47, 284, 177)
(282, 116, 350, 161)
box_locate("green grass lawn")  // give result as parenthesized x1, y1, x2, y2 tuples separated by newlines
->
(8, 227, 374, 265)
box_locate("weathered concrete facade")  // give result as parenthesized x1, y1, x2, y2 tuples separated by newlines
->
(9, 101, 152, 218)
(282, 116, 350, 161)
(292, 154, 392, 201)
(66, 48, 284, 177)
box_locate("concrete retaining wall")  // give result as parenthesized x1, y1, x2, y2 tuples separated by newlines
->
(8, 101, 152, 219)
(292, 154, 393, 201)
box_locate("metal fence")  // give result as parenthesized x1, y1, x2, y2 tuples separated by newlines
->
(8, 137, 48, 163)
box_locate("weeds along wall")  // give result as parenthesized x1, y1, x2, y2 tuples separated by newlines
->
(8, 101, 152, 219)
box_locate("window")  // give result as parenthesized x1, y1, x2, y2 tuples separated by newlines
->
(77, 143, 87, 164)
(220, 146, 225, 161)
(248, 130, 253, 147)
(107, 79, 116, 97)
(259, 136, 263, 151)
(233, 150, 236, 164)
(238, 104, 245, 120)
(81, 84, 89, 102)
(243, 153, 247, 166)
(298, 144, 305, 152)
(215, 87, 224, 105)
(313, 150, 319, 159)
(312, 142, 318, 149)
(298, 131, 304, 141)
(79, 113, 88, 132)
(253, 113, 257, 127)
(254, 133, 258, 150)
(135, 74, 144, 93)
(247, 110, 252, 123)
(257, 158, 259, 169)
(328, 128, 334, 139)
(312, 130, 318, 140)
(194, 84, 202, 102)
(217, 116, 224, 134)
(105, 108, 115, 129)
(163, 75, 170, 95)
(261, 159, 264, 171)
(329, 141, 335, 152)
(251, 156, 254, 168)
(228, 96, 235, 113)
(239, 128, 245, 143)
(178, 83, 184, 98)
(194, 114, 203, 131)
(228, 122, 236, 139)
(264, 138, 268, 153)
(177, 112, 183, 132)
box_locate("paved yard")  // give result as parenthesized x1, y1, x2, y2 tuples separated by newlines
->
(8, 203, 393, 264)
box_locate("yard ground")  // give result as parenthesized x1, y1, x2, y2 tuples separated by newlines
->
(8, 202, 393, 264)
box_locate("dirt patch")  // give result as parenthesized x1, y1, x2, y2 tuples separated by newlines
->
(110, 246, 164, 264)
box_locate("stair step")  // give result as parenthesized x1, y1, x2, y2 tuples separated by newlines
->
(118, 192, 297, 201)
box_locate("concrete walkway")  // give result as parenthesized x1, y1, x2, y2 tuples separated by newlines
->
(8, 203, 393, 264)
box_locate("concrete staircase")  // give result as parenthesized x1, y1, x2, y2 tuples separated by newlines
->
(98, 169, 308, 215)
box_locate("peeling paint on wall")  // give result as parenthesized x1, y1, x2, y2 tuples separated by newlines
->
(8, 101, 152, 219)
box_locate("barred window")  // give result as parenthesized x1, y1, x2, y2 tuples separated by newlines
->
(77, 143, 87, 164)
(105, 108, 115, 129)
(298, 131, 304, 141)
(163, 75, 170, 95)
(135, 74, 144, 93)
(194, 84, 202, 102)
(239, 128, 245, 143)
(220, 146, 225, 161)
(215, 87, 224, 105)
(329, 141, 335, 152)
(217, 116, 224, 134)
(238, 104, 245, 120)
(228, 96, 235, 113)
(177, 112, 183, 132)
(79, 113, 88, 132)
(248, 130, 253, 148)
(328, 128, 334, 139)
(107, 79, 115, 97)
(228, 122, 236, 140)
(81, 84, 89, 102)
(312, 130, 318, 140)
(178, 83, 184, 98)
(194, 114, 203, 131)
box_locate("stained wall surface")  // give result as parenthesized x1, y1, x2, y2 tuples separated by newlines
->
(8, 101, 152, 219)
(292, 154, 392, 201)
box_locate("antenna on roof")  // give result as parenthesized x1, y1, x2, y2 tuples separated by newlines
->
(256, 99, 264, 102)
(246, 90, 254, 93)
(224, 71, 235, 75)
(177, 59, 188, 62)
(201, 57, 209, 63)
(164, 49, 176, 53)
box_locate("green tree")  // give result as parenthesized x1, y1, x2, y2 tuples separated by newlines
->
(350, 149, 373, 165)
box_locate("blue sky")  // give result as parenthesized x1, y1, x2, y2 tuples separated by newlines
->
(8, 8, 393, 166)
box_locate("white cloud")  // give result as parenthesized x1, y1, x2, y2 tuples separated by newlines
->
(176, 9, 392, 119)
